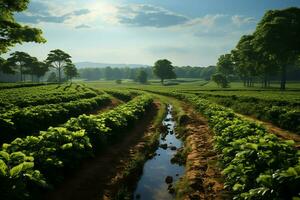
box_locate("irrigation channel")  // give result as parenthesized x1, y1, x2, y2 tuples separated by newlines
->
(134, 105, 185, 200)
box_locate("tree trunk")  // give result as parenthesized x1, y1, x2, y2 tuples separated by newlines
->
(161, 78, 164, 85)
(280, 66, 286, 90)
(20, 65, 23, 82)
(264, 80, 267, 88)
(58, 67, 61, 83)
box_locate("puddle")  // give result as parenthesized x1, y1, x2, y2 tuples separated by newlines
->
(134, 105, 185, 200)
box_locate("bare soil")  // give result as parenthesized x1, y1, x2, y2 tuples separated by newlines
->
(44, 102, 159, 200)
(177, 103, 228, 200)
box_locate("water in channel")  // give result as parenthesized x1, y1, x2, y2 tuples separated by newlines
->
(134, 105, 185, 200)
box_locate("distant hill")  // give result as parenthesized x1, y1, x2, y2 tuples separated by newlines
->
(75, 62, 150, 69)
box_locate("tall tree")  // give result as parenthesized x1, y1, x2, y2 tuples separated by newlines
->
(0, 57, 7, 73)
(0, 0, 46, 54)
(232, 35, 259, 87)
(64, 63, 78, 81)
(216, 54, 234, 78)
(47, 72, 57, 82)
(6, 51, 33, 81)
(153, 59, 176, 84)
(46, 49, 72, 83)
(211, 73, 229, 88)
(252, 7, 300, 90)
(30, 61, 49, 82)
(136, 70, 148, 84)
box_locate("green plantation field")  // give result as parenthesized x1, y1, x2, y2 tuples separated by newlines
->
(0, 80, 300, 200)
(1, 1, 300, 199)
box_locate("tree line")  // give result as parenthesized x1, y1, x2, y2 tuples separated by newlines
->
(214, 7, 300, 90)
(0, 50, 78, 83)
(78, 65, 216, 82)
(0, 0, 78, 83)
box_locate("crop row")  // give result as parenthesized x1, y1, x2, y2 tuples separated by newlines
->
(0, 94, 111, 143)
(0, 82, 56, 90)
(0, 95, 153, 199)
(173, 93, 300, 200)
(104, 89, 140, 102)
(193, 92, 300, 134)
(0, 84, 99, 111)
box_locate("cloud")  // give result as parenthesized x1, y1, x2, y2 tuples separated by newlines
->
(15, 1, 91, 24)
(115, 4, 228, 29)
(72, 9, 90, 16)
(75, 24, 91, 29)
(185, 14, 226, 27)
(117, 4, 190, 28)
(231, 15, 256, 26)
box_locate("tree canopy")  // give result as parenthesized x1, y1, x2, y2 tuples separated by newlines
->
(136, 70, 148, 84)
(252, 7, 300, 89)
(217, 7, 300, 89)
(153, 59, 176, 84)
(46, 49, 72, 83)
(64, 63, 78, 81)
(211, 73, 229, 88)
(216, 54, 234, 77)
(0, 0, 46, 54)
(6, 51, 34, 81)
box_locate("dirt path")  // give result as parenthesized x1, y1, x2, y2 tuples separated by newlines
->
(44, 102, 159, 200)
(177, 103, 227, 200)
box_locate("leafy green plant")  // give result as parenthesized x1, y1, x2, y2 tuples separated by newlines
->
(0, 95, 153, 198)
(0, 151, 47, 200)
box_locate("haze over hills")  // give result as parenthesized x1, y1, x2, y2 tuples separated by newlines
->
(75, 62, 150, 69)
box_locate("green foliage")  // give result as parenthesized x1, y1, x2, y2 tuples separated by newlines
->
(147, 90, 300, 199)
(47, 72, 58, 82)
(104, 89, 139, 102)
(0, 94, 111, 140)
(211, 73, 229, 88)
(0, 151, 47, 200)
(115, 79, 122, 84)
(30, 61, 49, 80)
(153, 59, 176, 84)
(4, 51, 49, 81)
(0, 84, 98, 110)
(174, 93, 300, 199)
(0, 84, 112, 141)
(193, 92, 300, 133)
(0, 0, 46, 54)
(217, 54, 234, 77)
(0, 95, 153, 198)
(79, 66, 216, 81)
(64, 63, 78, 81)
(228, 7, 300, 90)
(46, 49, 72, 83)
(136, 70, 148, 84)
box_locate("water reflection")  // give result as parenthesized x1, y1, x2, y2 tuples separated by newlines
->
(134, 105, 185, 200)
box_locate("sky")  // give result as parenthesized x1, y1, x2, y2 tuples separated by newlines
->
(10, 0, 300, 66)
